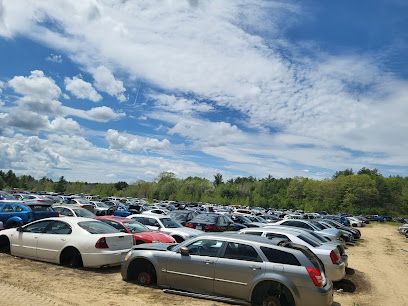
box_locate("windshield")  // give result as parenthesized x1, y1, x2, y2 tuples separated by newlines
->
(160, 217, 182, 228)
(311, 221, 325, 230)
(255, 216, 266, 222)
(236, 215, 252, 223)
(78, 221, 119, 234)
(308, 231, 330, 242)
(73, 208, 96, 218)
(123, 221, 150, 233)
(95, 202, 109, 208)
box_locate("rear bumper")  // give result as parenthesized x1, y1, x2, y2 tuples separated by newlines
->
(81, 249, 130, 268)
(326, 262, 346, 282)
(297, 281, 333, 306)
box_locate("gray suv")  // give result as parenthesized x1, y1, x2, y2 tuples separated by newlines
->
(122, 234, 334, 306)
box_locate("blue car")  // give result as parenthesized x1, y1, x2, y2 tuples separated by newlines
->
(0, 202, 58, 228)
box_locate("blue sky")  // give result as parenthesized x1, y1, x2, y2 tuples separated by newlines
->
(0, 0, 407, 182)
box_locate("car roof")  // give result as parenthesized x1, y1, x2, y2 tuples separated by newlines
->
(54, 205, 84, 209)
(97, 216, 132, 222)
(195, 232, 286, 246)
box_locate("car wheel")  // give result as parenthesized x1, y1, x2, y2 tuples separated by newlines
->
(0, 236, 10, 254)
(262, 296, 281, 306)
(60, 248, 83, 268)
(137, 271, 154, 286)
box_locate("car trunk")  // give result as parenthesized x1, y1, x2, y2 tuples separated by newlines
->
(104, 234, 133, 250)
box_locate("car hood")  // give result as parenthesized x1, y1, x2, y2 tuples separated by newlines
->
(163, 227, 203, 236)
(133, 231, 175, 243)
(318, 228, 341, 237)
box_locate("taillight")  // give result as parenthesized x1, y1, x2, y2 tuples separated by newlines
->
(306, 267, 324, 288)
(204, 224, 218, 232)
(330, 250, 339, 264)
(95, 237, 109, 249)
(185, 223, 193, 228)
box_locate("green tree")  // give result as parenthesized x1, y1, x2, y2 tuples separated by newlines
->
(54, 176, 68, 193)
(114, 181, 129, 191)
(213, 173, 223, 187)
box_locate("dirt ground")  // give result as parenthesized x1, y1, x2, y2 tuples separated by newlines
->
(0, 223, 407, 306)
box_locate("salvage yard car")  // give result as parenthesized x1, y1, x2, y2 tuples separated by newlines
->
(0, 217, 133, 268)
(0, 202, 58, 228)
(127, 214, 202, 242)
(121, 234, 333, 306)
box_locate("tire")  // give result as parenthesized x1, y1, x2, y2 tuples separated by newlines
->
(128, 260, 157, 286)
(252, 282, 294, 306)
(0, 236, 10, 254)
(60, 248, 83, 268)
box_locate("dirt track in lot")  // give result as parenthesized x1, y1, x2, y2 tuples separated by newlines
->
(0, 224, 407, 306)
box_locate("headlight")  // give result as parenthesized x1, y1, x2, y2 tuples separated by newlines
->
(124, 251, 132, 261)
(152, 240, 160, 243)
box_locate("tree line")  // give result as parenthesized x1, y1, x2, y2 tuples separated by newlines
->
(1, 168, 408, 215)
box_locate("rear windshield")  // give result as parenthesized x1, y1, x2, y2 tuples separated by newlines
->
(283, 242, 325, 273)
(308, 231, 330, 242)
(78, 221, 119, 234)
(311, 221, 325, 230)
(298, 235, 321, 247)
(123, 221, 151, 233)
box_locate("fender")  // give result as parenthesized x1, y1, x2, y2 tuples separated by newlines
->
(5, 216, 24, 228)
(249, 271, 300, 304)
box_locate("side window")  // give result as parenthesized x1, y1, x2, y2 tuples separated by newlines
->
(22, 221, 51, 233)
(47, 221, 72, 234)
(147, 218, 160, 227)
(244, 232, 263, 236)
(265, 233, 290, 240)
(133, 217, 146, 225)
(60, 208, 74, 216)
(14, 205, 25, 212)
(261, 247, 300, 266)
(2, 204, 14, 212)
(223, 242, 262, 262)
(186, 239, 224, 257)
(218, 216, 227, 226)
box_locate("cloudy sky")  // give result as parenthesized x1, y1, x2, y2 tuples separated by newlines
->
(0, 0, 407, 182)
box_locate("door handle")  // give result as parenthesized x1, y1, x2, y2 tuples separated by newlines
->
(250, 266, 261, 270)
(61, 238, 66, 242)
(205, 260, 214, 265)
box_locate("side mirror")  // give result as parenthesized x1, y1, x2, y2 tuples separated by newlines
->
(17, 226, 23, 232)
(179, 247, 190, 256)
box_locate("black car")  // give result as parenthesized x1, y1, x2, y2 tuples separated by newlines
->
(185, 213, 235, 232)
(229, 214, 261, 228)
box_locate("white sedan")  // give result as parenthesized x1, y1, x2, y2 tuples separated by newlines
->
(0, 217, 133, 268)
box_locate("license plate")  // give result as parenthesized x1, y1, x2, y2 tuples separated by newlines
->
(196, 225, 202, 230)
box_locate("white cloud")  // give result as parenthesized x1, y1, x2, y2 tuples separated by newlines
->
(8, 70, 61, 100)
(49, 117, 81, 134)
(0, 1, 407, 178)
(150, 93, 213, 114)
(64, 76, 102, 102)
(46, 53, 62, 63)
(106, 129, 171, 152)
(63, 105, 124, 122)
(92, 66, 126, 102)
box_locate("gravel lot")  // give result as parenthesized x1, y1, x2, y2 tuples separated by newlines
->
(0, 223, 407, 306)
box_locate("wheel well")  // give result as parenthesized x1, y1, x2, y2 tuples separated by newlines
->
(172, 235, 184, 243)
(127, 258, 157, 284)
(0, 235, 10, 253)
(251, 280, 295, 306)
(59, 246, 81, 264)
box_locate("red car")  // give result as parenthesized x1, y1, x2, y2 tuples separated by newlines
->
(96, 216, 176, 244)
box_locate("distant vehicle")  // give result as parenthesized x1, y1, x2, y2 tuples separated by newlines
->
(121, 234, 333, 306)
(347, 217, 364, 227)
(0, 191, 19, 202)
(53, 205, 96, 219)
(127, 214, 202, 243)
(0, 202, 58, 228)
(64, 198, 95, 213)
(239, 227, 346, 281)
(168, 210, 199, 226)
(89, 201, 110, 216)
(186, 213, 236, 232)
(0, 217, 133, 268)
(21, 194, 54, 205)
(228, 214, 262, 228)
(97, 216, 176, 245)
(142, 209, 169, 215)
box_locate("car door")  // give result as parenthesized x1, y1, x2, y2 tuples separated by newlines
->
(11, 220, 52, 259)
(36, 220, 72, 263)
(165, 239, 224, 295)
(214, 242, 264, 300)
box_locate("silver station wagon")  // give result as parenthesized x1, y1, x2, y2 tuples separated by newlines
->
(121, 234, 334, 306)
